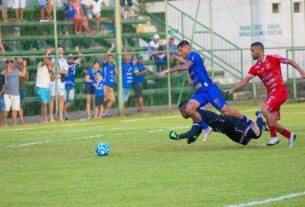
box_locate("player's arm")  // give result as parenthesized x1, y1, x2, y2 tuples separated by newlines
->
(223, 75, 253, 94)
(283, 59, 305, 78)
(159, 61, 193, 76)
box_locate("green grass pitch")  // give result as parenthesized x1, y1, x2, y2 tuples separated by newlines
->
(0, 103, 305, 207)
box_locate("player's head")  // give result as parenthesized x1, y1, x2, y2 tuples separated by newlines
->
(178, 100, 190, 119)
(250, 42, 264, 60)
(177, 40, 191, 58)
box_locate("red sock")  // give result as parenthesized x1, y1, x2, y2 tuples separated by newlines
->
(270, 126, 277, 138)
(280, 129, 291, 139)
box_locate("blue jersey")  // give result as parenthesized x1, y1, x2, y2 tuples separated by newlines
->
(85, 68, 100, 89)
(122, 61, 134, 89)
(93, 80, 104, 96)
(133, 63, 145, 84)
(187, 52, 213, 92)
(102, 62, 116, 88)
(64, 60, 79, 89)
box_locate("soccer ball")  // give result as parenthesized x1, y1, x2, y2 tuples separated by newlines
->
(95, 142, 110, 156)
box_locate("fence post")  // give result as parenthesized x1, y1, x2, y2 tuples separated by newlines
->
(115, 0, 124, 114)
(250, 0, 257, 102)
(290, 0, 297, 100)
(53, 0, 59, 117)
(165, 0, 172, 110)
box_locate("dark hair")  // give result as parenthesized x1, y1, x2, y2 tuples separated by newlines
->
(251, 42, 264, 51)
(177, 40, 190, 48)
(178, 100, 188, 109)
(169, 37, 174, 41)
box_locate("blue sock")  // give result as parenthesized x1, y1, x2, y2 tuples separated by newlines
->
(242, 116, 252, 126)
(198, 120, 209, 130)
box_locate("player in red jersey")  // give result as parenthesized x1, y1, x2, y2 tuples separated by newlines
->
(224, 42, 305, 147)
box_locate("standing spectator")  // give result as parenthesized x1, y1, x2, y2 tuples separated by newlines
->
(13, 0, 26, 21)
(0, 0, 8, 22)
(121, 54, 134, 116)
(39, 0, 53, 21)
(101, 43, 116, 117)
(63, 47, 83, 120)
(120, 0, 133, 19)
(64, 0, 83, 34)
(168, 37, 178, 66)
(16, 58, 29, 124)
(0, 38, 5, 55)
(47, 47, 68, 122)
(3, 58, 27, 125)
(133, 53, 147, 112)
(147, 34, 160, 60)
(35, 58, 52, 123)
(84, 61, 101, 120)
(0, 66, 6, 126)
(155, 46, 166, 72)
(93, 71, 105, 119)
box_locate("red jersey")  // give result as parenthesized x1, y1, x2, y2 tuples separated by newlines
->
(248, 55, 287, 94)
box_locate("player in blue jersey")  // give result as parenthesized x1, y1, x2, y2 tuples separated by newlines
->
(159, 40, 259, 140)
(101, 43, 117, 117)
(93, 71, 105, 119)
(85, 61, 102, 120)
(133, 54, 148, 112)
(63, 47, 83, 120)
(122, 55, 135, 116)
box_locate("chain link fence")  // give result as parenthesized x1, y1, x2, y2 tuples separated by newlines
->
(0, 0, 304, 125)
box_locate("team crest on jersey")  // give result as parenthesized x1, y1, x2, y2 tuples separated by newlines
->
(214, 98, 219, 106)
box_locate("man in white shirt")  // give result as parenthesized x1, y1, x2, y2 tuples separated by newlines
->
(147, 34, 160, 60)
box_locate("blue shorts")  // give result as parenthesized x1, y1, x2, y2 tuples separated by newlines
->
(191, 85, 227, 110)
(0, 96, 5, 112)
(36, 87, 51, 103)
(19, 89, 26, 107)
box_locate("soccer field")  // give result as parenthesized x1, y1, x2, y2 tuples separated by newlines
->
(0, 103, 305, 207)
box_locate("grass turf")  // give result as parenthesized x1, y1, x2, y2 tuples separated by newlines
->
(0, 103, 305, 207)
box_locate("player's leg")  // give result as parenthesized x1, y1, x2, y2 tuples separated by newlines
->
(274, 119, 296, 148)
(261, 104, 279, 146)
(185, 98, 212, 140)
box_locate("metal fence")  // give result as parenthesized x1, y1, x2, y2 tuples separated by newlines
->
(0, 0, 304, 125)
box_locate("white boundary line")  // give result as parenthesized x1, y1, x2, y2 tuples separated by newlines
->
(227, 191, 305, 207)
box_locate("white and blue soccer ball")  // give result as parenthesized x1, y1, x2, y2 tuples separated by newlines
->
(95, 142, 110, 156)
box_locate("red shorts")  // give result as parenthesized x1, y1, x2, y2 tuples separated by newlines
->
(264, 88, 288, 120)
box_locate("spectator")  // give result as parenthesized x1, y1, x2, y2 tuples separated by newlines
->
(168, 37, 178, 66)
(72, 0, 93, 34)
(155, 46, 166, 72)
(84, 61, 101, 120)
(0, 38, 5, 55)
(47, 47, 68, 122)
(0, 0, 8, 22)
(63, 47, 83, 120)
(3, 58, 27, 125)
(0, 66, 6, 126)
(16, 58, 29, 124)
(100, 43, 116, 117)
(133, 53, 148, 112)
(81, 0, 104, 31)
(64, 0, 83, 34)
(121, 54, 134, 116)
(13, 0, 26, 21)
(93, 71, 105, 119)
(147, 34, 160, 60)
(35, 58, 52, 123)
(39, 0, 53, 21)
(120, 0, 133, 19)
